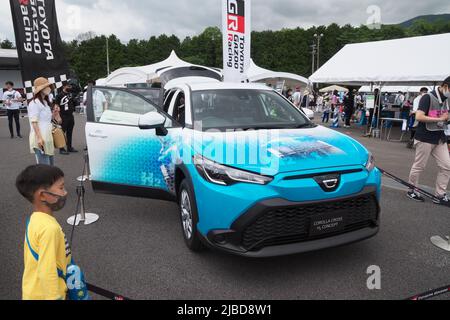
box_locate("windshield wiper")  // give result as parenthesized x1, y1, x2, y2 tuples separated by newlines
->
(240, 126, 288, 131)
(295, 123, 317, 129)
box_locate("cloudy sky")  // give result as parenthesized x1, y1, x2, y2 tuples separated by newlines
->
(0, 0, 449, 42)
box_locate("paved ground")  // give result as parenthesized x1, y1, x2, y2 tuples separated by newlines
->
(0, 114, 449, 300)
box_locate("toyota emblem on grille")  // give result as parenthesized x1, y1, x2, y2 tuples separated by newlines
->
(314, 174, 341, 192)
(323, 178, 339, 189)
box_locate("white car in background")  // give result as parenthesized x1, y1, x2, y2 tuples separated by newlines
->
(302, 107, 315, 120)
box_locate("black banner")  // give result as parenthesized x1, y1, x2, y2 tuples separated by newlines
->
(9, 0, 69, 99)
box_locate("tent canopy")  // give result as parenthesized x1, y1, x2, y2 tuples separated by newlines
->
(104, 51, 194, 87)
(310, 33, 450, 86)
(0, 49, 19, 69)
(104, 51, 310, 88)
(246, 59, 310, 88)
(358, 85, 434, 93)
(319, 85, 349, 93)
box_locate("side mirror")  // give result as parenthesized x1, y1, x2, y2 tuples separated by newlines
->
(138, 112, 166, 130)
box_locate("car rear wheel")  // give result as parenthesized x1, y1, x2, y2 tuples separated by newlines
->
(179, 180, 204, 252)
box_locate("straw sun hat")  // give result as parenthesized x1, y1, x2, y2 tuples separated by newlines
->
(33, 77, 53, 94)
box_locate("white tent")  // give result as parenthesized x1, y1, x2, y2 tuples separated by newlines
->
(358, 85, 434, 93)
(319, 85, 349, 93)
(0, 49, 22, 87)
(104, 51, 194, 87)
(310, 33, 450, 86)
(95, 78, 107, 86)
(246, 59, 310, 88)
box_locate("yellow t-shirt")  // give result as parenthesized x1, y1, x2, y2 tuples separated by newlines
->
(23, 212, 72, 300)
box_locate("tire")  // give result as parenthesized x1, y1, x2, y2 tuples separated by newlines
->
(178, 179, 204, 252)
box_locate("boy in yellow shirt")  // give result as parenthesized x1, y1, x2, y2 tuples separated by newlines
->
(16, 165, 72, 300)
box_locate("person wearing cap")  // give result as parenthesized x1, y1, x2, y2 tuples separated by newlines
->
(408, 76, 450, 206)
(55, 83, 78, 154)
(28, 78, 57, 166)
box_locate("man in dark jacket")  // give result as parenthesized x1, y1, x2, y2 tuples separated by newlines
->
(343, 90, 356, 128)
(55, 84, 78, 154)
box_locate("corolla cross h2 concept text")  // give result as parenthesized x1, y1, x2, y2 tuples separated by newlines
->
(85, 81, 381, 258)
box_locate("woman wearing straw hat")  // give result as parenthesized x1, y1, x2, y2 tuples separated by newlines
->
(28, 77, 57, 165)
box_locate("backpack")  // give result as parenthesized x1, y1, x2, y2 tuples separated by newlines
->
(25, 218, 91, 300)
(425, 92, 449, 132)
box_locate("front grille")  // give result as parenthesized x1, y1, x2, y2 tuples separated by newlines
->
(241, 193, 379, 251)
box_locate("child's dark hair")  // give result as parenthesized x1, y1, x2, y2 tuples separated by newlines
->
(16, 165, 65, 203)
(443, 76, 450, 87)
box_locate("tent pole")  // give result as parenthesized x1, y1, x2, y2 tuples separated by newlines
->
(368, 82, 375, 136)
(376, 82, 383, 136)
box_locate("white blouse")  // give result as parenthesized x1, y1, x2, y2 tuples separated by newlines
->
(28, 99, 55, 156)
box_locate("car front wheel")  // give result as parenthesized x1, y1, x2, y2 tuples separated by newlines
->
(179, 180, 204, 252)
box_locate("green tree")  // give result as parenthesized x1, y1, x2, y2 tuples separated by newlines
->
(0, 39, 14, 49)
(63, 18, 450, 85)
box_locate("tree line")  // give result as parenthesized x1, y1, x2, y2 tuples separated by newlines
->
(1, 18, 449, 86)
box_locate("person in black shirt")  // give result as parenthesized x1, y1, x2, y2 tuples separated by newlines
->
(408, 76, 450, 206)
(55, 84, 78, 154)
(343, 90, 356, 128)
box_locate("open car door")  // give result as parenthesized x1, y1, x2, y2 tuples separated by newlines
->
(85, 86, 182, 201)
(127, 87, 164, 107)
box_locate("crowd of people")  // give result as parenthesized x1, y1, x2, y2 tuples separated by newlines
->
(283, 87, 365, 128)
(1, 78, 83, 166)
(283, 78, 450, 207)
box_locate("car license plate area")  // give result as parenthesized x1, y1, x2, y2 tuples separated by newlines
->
(309, 212, 346, 236)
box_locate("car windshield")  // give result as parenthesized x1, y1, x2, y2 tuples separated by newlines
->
(191, 89, 313, 131)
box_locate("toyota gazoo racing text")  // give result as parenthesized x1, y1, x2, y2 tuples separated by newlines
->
(85, 81, 381, 257)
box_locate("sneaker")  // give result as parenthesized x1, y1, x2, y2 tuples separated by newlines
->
(60, 149, 70, 155)
(17, 135, 23, 139)
(407, 191, 425, 203)
(68, 148, 79, 153)
(433, 194, 450, 207)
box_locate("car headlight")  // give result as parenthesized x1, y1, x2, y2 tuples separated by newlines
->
(193, 155, 273, 186)
(365, 152, 376, 172)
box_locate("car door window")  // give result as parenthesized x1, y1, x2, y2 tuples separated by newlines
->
(163, 90, 177, 113)
(171, 92, 186, 127)
(91, 88, 171, 127)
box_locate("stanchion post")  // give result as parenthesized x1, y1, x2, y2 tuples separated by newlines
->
(68, 153, 99, 226)
(77, 152, 92, 182)
(67, 185, 100, 226)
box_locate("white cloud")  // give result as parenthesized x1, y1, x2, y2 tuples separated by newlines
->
(0, 0, 449, 43)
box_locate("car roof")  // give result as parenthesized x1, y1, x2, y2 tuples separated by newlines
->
(174, 81, 274, 92)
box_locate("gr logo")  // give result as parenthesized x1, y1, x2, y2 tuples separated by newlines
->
(367, 265, 381, 290)
(226, 0, 245, 33)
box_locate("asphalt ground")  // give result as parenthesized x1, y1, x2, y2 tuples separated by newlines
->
(0, 114, 449, 300)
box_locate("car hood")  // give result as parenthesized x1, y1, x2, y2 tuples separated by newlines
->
(189, 126, 369, 176)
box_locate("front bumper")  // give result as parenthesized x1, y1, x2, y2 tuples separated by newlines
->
(204, 186, 380, 258)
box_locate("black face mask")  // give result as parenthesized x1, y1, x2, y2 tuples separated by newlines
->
(42, 191, 67, 212)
